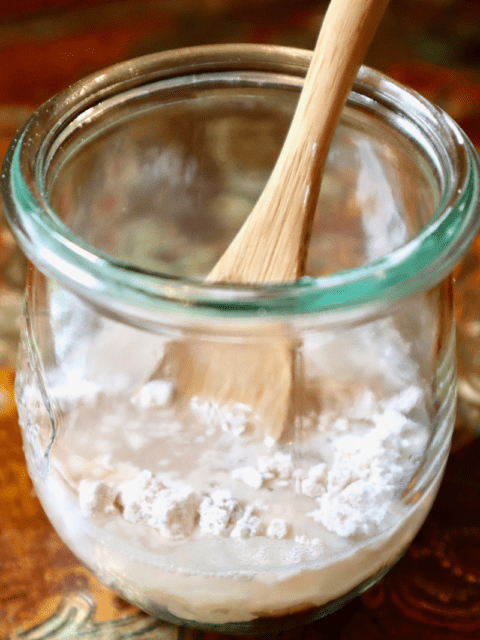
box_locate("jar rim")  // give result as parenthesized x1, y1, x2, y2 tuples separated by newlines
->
(2, 43, 480, 319)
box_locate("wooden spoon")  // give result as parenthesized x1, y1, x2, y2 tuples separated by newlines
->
(147, 0, 390, 440)
(208, 0, 390, 284)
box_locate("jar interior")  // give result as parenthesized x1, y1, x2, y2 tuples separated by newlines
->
(45, 73, 440, 280)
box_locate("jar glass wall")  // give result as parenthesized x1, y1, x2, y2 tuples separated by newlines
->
(2, 45, 480, 634)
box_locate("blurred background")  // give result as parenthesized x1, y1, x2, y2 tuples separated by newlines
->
(1, 1, 480, 637)
(1, 0, 479, 109)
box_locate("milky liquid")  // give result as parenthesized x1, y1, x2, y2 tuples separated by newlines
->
(21, 370, 441, 624)
(17, 292, 447, 625)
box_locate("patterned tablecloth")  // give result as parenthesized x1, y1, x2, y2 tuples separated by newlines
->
(1, 1, 480, 638)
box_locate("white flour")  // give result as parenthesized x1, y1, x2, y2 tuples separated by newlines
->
(20, 298, 443, 624)
(75, 384, 427, 542)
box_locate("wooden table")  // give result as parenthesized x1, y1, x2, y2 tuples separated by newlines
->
(1, 1, 480, 637)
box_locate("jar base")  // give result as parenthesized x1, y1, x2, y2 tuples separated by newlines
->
(120, 563, 394, 636)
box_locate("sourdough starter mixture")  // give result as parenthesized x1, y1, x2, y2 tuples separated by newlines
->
(21, 299, 440, 624)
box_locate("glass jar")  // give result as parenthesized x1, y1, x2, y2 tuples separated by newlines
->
(2, 44, 480, 634)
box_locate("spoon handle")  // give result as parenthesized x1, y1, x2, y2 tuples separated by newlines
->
(208, 0, 390, 284)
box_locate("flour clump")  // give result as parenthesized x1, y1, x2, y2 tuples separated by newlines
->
(117, 471, 200, 540)
(199, 490, 242, 536)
